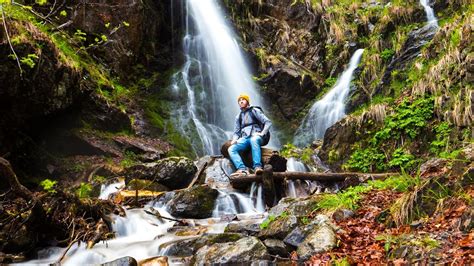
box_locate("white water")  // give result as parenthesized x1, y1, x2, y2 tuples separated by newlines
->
(285, 158, 323, 197)
(294, 49, 364, 146)
(172, 0, 278, 156)
(420, 0, 438, 26)
(98, 180, 125, 200)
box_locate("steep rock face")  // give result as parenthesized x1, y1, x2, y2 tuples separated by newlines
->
(68, 0, 182, 79)
(0, 20, 82, 155)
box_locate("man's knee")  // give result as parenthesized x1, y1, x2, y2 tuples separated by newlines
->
(228, 144, 238, 154)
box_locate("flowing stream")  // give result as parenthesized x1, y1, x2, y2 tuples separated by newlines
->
(171, 0, 278, 156)
(294, 49, 365, 146)
(420, 0, 438, 26)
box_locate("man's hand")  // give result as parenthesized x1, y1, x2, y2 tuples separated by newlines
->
(256, 132, 264, 137)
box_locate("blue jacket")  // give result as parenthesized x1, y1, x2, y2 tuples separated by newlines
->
(232, 106, 272, 141)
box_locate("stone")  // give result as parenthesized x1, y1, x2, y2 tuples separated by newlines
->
(124, 157, 197, 190)
(167, 185, 218, 219)
(138, 256, 168, 266)
(264, 239, 290, 257)
(332, 209, 355, 222)
(100, 256, 137, 266)
(296, 224, 336, 261)
(193, 237, 270, 264)
(269, 196, 320, 217)
(419, 158, 449, 178)
(160, 233, 243, 257)
(258, 215, 299, 240)
(225, 222, 261, 236)
(126, 179, 169, 192)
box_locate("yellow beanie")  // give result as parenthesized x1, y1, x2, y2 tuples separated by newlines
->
(237, 93, 250, 103)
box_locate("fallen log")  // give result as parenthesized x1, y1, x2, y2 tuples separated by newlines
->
(221, 141, 287, 172)
(230, 171, 399, 188)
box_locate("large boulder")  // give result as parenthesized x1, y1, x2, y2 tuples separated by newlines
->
(124, 157, 197, 190)
(192, 237, 270, 264)
(100, 256, 137, 266)
(167, 185, 218, 219)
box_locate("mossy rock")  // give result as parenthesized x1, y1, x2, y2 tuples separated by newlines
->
(167, 185, 218, 219)
(160, 233, 243, 257)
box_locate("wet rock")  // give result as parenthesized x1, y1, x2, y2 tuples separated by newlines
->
(138, 256, 168, 266)
(203, 158, 234, 187)
(258, 215, 299, 240)
(193, 236, 270, 264)
(283, 215, 332, 248)
(161, 233, 243, 257)
(332, 209, 355, 222)
(124, 157, 197, 190)
(264, 239, 290, 257)
(101, 256, 137, 266)
(167, 185, 218, 219)
(269, 196, 320, 217)
(225, 222, 261, 236)
(375, 23, 438, 95)
(296, 224, 336, 261)
(167, 226, 208, 236)
(113, 136, 168, 162)
(126, 179, 169, 192)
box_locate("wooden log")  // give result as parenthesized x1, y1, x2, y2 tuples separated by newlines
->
(230, 171, 399, 188)
(262, 165, 276, 208)
(0, 157, 33, 200)
(221, 141, 287, 172)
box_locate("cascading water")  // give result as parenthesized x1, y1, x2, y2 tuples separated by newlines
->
(286, 158, 323, 197)
(293, 49, 365, 146)
(171, 0, 277, 156)
(420, 0, 438, 26)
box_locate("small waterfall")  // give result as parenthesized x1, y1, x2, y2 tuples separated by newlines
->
(285, 158, 323, 197)
(172, 0, 277, 156)
(212, 182, 265, 217)
(99, 180, 125, 200)
(420, 0, 438, 26)
(294, 49, 364, 146)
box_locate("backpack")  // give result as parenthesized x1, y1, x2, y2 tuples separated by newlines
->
(238, 106, 271, 146)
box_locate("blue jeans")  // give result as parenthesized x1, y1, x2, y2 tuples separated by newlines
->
(228, 135, 263, 170)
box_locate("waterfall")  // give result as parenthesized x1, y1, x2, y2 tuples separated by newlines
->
(285, 158, 323, 197)
(420, 0, 438, 26)
(293, 49, 364, 146)
(172, 0, 275, 156)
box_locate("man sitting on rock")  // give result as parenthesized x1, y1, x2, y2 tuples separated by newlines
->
(228, 93, 272, 176)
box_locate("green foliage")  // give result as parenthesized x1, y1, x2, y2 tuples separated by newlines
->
(35, 0, 47, 5)
(324, 77, 337, 88)
(374, 97, 434, 143)
(76, 182, 92, 198)
(120, 151, 138, 168)
(59, 10, 67, 17)
(259, 214, 276, 229)
(122, 21, 130, 27)
(387, 148, 417, 170)
(314, 173, 419, 212)
(344, 147, 386, 173)
(368, 172, 420, 192)
(280, 143, 299, 158)
(20, 53, 39, 68)
(381, 49, 395, 62)
(74, 29, 87, 42)
(430, 122, 451, 155)
(40, 179, 57, 194)
(92, 175, 106, 184)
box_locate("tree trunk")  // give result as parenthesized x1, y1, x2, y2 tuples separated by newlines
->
(0, 157, 33, 200)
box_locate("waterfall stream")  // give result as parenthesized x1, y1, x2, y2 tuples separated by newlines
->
(420, 0, 438, 26)
(171, 0, 278, 156)
(294, 49, 365, 146)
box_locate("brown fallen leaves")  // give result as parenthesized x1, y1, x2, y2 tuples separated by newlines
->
(307, 188, 473, 265)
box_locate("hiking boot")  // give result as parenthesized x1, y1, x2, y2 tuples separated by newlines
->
(255, 167, 263, 175)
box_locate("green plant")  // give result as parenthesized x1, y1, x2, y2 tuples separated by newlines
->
(387, 148, 417, 170)
(430, 122, 451, 155)
(120, 151, 138, 168)
(40, 179, 57, 194)
(259, 214, 276, 229)
(76, 182, 92, 198)
(280, 143, 300, 159)
(344, 147, 386, 173)
(20, 53, 39, 68)
(369, 170, 420, 192)
(380, 48, 395, 62)
(314, 185, 371, 211)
